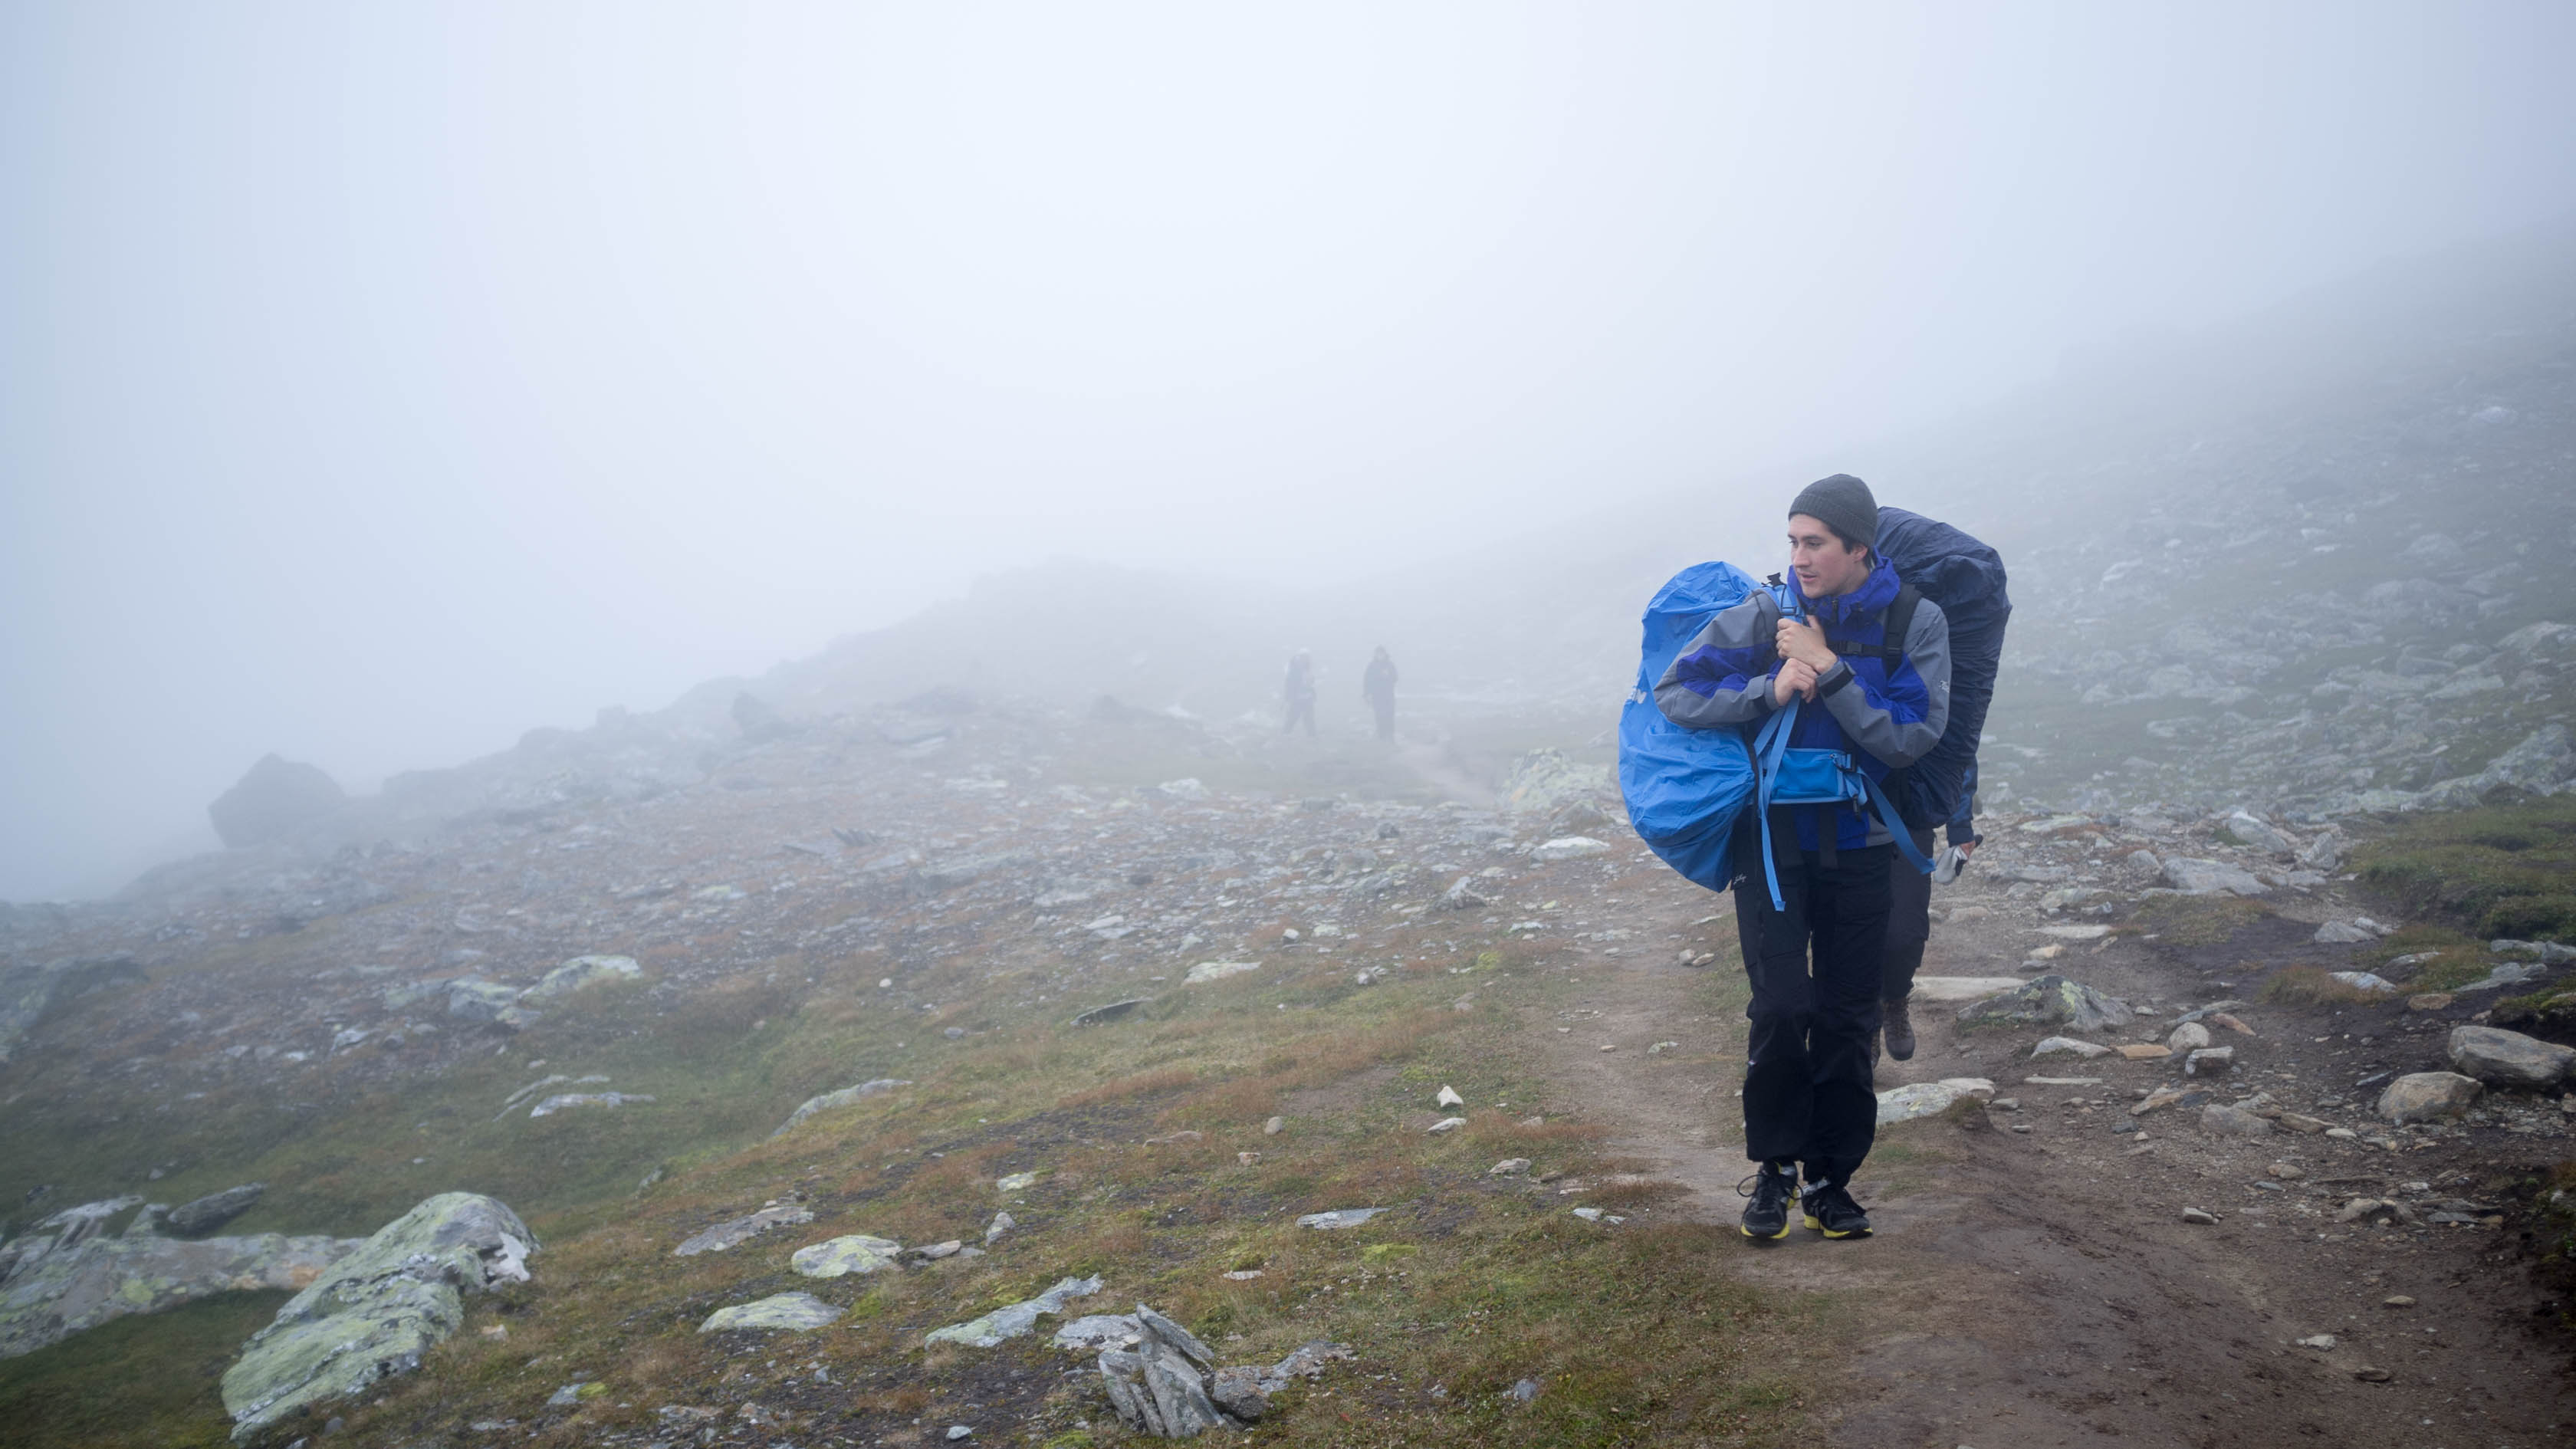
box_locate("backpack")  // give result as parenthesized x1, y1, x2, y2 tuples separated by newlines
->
(1873, 509, 2012, 829)
(1616, 562, 1762, 892)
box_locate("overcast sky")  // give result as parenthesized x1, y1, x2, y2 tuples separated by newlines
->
(5, 1, 2574, 901)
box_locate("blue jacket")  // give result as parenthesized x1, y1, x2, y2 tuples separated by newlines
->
(1651, 556, 1952, 853)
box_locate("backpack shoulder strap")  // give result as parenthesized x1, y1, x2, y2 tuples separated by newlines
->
(1831, 583, 1919, 664)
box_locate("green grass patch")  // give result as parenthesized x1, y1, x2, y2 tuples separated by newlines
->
(0, 1290, 290, 1449)
(2259, 965, 2390, 1008)
(2354, 796, 2576, 941)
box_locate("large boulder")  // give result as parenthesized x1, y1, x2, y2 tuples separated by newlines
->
(1954, 975, 2134, 1033)
(0, 1215, 357, 1359)
(206, 755, 346, 848)
(2446, 1026, 2576, 1089)
(2374, 1072, 2482, 1125)
(221, 1193, 535, 1440)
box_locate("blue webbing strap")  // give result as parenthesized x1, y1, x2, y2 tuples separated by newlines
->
(1751, 698, 1798, 912)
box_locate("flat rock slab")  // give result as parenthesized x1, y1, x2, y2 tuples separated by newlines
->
(1183, 961, 1261, 985)
(791, 1234, 902, 1279)
(1530, 836, 1611, 862)
(1910, 976, 2027, 1002)
(2162, 857, 2271, 895)
(528, 1092, 653, 1118)
(2032, 1037, 2110, 1059)
(673, 1203, 813, 1257)
(700, 1293, 843, 1332)
(1294, 1208, 1386, 1230)
(1071, 998, 1152, 1027)
(167, 1183, 266, 1236)
(1877, 1078, 1996, 1124)
(925, 1274, 1101, 1347)
(221, 1192, 535, 1440)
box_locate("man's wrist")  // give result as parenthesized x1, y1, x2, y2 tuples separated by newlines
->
(1815, 659, 1855, 698)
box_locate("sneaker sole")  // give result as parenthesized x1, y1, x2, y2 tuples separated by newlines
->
(1741, 1221, 1791, 1240)
(1802, 1213, 1871, 1238)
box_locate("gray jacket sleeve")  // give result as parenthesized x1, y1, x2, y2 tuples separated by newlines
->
(1651, 592, 1783, 728)
(1818, 596, 1950, 767)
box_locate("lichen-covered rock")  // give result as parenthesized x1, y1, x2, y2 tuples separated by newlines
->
(698, 1292, 842, 1332)
(0, 1223, 356, 1359)
(1208, 1365, 1270, 1421)
(221, 1192, 535, 1440)
(445, 980, 519, 1022)
(1498, 748, 1610, 818)
(1530, 836, 1611, 863)
(772, 1079, 911, 1136)
(672, 1203, 813, 1256)
(2446, 1025, 2576, 1089)
(167, 1183, 266, 1236)
(518, 955, 639, 1001)
(527, 1091, 654, 1118)
(2375, 1071, 2483, 1124)
(1955, 975, 2134, 1033)
(925, 1274, 1100, 1347)
(1182, 961, 1260, 984)
(790, 1234, 902, 1279)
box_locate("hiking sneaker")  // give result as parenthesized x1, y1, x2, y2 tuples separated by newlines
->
(1738, 1163, 1798, 1240)
(1882, 998, 1916, 1061)
(1801, 1182, 1872, 1239)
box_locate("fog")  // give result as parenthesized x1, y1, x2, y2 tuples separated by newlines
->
(5, 2, 2574, 901)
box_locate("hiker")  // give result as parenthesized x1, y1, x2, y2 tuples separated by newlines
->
(1281, 651, 1317, 736)
(1361, 646, 1398, 742)
(1654, 474, 1951, 1242)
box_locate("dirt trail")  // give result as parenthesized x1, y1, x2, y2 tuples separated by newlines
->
(1523, 863, 2572, 1449)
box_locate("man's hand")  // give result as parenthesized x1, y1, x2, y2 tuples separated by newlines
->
(1957, 839, 1979, 859)
(1775, 616, 1838, 672)
(1771, 659, 1820, 705)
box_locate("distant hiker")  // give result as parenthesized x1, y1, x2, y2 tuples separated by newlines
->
(1867, 508, 2011, 1063)
(1654, 473, 1951, 1242)
(1282, 651, 1318, 736)
(1361, 646, 1398, 742)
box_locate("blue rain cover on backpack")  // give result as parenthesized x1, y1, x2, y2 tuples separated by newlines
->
(1875, 508, 2012, 829)
(1618, 561, 1761, 892)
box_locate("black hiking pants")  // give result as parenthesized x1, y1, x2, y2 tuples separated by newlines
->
(1881, 826, 1937, 1004)
(1283, 698, 1315, 735)
(1732, 841, 1892, 1190)
(1368, 697, 1394, 741)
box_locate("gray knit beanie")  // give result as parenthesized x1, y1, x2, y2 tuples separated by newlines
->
(1788, 473, 1878, 552)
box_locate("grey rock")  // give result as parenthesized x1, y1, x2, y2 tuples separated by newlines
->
(2186, 1046, 2235, 1075)
(445, 980, 519, 1023)
(1530, 836, 1611, 863)
(517, 955, 639, 1001)
(2161, 857, 2271, 896)
(1259, 1339, 1355, 1392)
(1054, 1313, 1142, 1350)
(672, 1202, 813, 1257)
(1099, 1342, 1230, 1438)
(221, 1192, 535, 1439)
(985, 1211, 1014, 1245)
(207, 754, 346, 848)
(167, 1183, 265, 1237)
(2328, 971, 2402, 996)
(1071, 998, 1150, 1027)
(2446, 1026, 2576, 1089)
(2032, 1036, 2111, 1059)
(1955, 974, 2134, 1032)
(2200, 1103, 2272, 1137)
(925, 1274, 1100, 1347)
(2375, 1071, 2483, 1124)
(772, 1079, 911, 1136)
(1135, 1303, 1215, 1370)
(699, 1292, 843, 1333)
(1294, 1208, 1385, 1229)
(2166, 1021, 2212, 1050)
(2222, 811, 2297, 856)
(1208, 1365, 1270, 1421)
(2312, 920, 2376, 945)
(527, 1092, 653, 1118)
(0, 1225, 359, 1360)
(1182, 961, 1260, 985)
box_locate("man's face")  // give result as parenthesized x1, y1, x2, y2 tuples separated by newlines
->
(1788, 514, 1871, 598)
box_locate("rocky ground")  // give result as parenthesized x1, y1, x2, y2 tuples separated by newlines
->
(2, 690, 2573, 1447)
